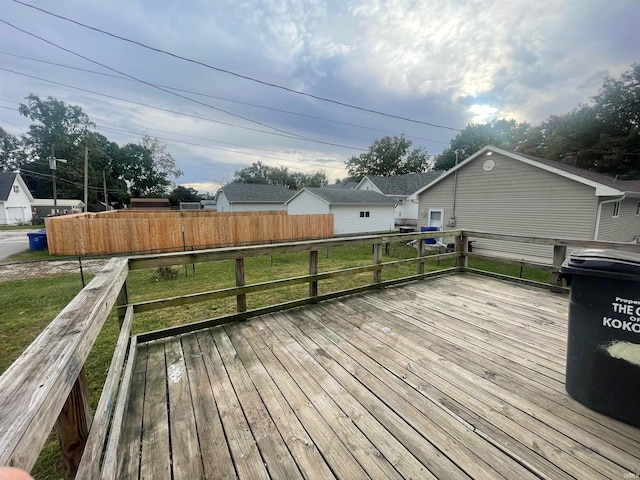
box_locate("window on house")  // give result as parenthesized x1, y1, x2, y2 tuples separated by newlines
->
(359, 211, 370, 218)
(613, 202, 620, 217)
(13, 185, 19, 193)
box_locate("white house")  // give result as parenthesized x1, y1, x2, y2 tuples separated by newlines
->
(0, 172, 34, 225)
(287, 188, 396, 235)
(215, 183, 294, 212)
(356, 171, 444, 226)
(415, 145, 640, 261)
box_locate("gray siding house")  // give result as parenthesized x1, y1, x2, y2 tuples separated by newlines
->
(356, 171, 443, 226)
(415, 146, 640, 261)
(215, 183, 294, 212)
(287, 188, 396, 235)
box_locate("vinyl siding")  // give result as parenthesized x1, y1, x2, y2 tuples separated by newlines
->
(418, 152, 598, 261)
(1, 178, 33, 225)
(332, 205, 395, 235)
(231, 203, 287, 212)
(216, 192, 231, 212)
(356, 178, 382, 193)
(597, 197, 640, 242)
(287, 191, 331, 215)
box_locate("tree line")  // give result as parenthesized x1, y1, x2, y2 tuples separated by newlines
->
(0, 94, 184, 210)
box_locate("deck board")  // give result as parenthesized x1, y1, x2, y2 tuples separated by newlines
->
(117, 273, 640, 479)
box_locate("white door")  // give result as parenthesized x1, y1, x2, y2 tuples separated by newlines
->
(428, 209, 443, 230)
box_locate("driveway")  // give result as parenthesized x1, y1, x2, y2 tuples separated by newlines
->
(0, 229, 32, 261)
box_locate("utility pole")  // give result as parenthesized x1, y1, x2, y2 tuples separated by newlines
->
(49, 145, 67, 215)
(84, 145, 88, 212)
(102, 170, 109, 210)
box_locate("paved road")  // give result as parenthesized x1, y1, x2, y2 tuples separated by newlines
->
(0, 229, 32, 261)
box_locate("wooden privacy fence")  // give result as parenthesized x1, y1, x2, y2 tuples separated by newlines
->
(44, 211, 334, 255)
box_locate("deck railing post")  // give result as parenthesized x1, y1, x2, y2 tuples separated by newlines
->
(235, 258, 246, 312)
(56, 367, 93, 479)
(551, 245, 567, 286)
(373, 242, 383, 283)
(116, 280, 129, 328)
(309, 250, 318, 299)
(417, 235, 425, 275)
(456, 232, 468, 269)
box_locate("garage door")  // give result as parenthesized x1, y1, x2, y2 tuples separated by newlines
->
(6, 207, 25, 224)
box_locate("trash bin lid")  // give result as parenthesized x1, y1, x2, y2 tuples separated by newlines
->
(562, 249, 640, 275)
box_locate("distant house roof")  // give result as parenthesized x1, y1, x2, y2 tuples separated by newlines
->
(287, 188, 397, 206)
(360, 171, 444, 196)
(32, 199, 85, 208)
(324, 181, 358, 190)
(130, 198, 171, 209)
(0, 172, 34, 202)
(219, 183, 294, 203)
(0, 172, 17, 201)
(415, 146, 640, 198)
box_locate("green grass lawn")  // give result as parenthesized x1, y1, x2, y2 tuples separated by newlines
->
(0, 241, 548, 478)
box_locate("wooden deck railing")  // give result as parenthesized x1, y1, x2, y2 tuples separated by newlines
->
(2, 229, 640, 478)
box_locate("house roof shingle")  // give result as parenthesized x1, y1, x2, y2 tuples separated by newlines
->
(0, 172, 17, 202)
(363, 171, 445, 196)
(324, 181, 358, 190)
(299, 188, 397, 205)
(220, 183, 294, 203)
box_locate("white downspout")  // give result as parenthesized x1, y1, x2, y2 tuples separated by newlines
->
(594, 194, 625, 240)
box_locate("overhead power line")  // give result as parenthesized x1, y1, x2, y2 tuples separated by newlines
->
(0, 51, 449, 145)
(0, 17, 337, 144)
(11, 0, 462, 132)
(0, 66, 366, 151)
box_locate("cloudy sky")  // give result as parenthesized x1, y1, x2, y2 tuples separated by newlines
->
(1, 0, 638, 194)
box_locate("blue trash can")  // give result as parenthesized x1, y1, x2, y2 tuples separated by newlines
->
(27, 230, 47, 250)
(421, 225, 439, 244)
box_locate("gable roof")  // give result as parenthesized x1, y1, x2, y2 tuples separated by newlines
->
(287, 188, 397, 206)
(415, 145, 640, 197)
(324, 181, 358, 190)
(220, 183, 294, 203)
(0, 172, 34, 202)
(359, 171, 444, 196)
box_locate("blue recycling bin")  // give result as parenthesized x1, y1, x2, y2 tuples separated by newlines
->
(27, 229, 47, 251)
(421, 225, 439, 244)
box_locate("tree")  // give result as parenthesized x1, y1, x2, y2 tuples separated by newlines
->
(0, 127, 24, 172)
(234, 161, 328, 188)
(345, 135, 430, 179)
(434, 119, 531, 170)
(169, 185, 202, 206)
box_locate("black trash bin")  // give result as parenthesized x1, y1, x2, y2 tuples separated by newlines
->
(560, 249, 640, 426)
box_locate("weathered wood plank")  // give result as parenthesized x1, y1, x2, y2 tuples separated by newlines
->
(264, 314, 439, 480)
(77, 305, 134, 479)
(140, 341, 171, 480)
(181, 333, 236, 480)
(164, 338, 203, 480)
(0, 257, 128, 471)
(210, 328, 302, 479)
(101, 336, 138, 480)
(115, 341, 147, 480)
(56, 367, 93, 479)
(237, 320, 370, 480)
(341, 288, 636, 477)
(280, 309, 522, 479)
(249, 316, 405, 480)
(195, 330, 269, 480)
(224, 326, 337, 480)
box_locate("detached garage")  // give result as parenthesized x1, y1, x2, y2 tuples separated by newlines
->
(287, 188, 396, 235)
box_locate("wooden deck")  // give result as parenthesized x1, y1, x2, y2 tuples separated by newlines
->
(116, 273, 640, 479)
